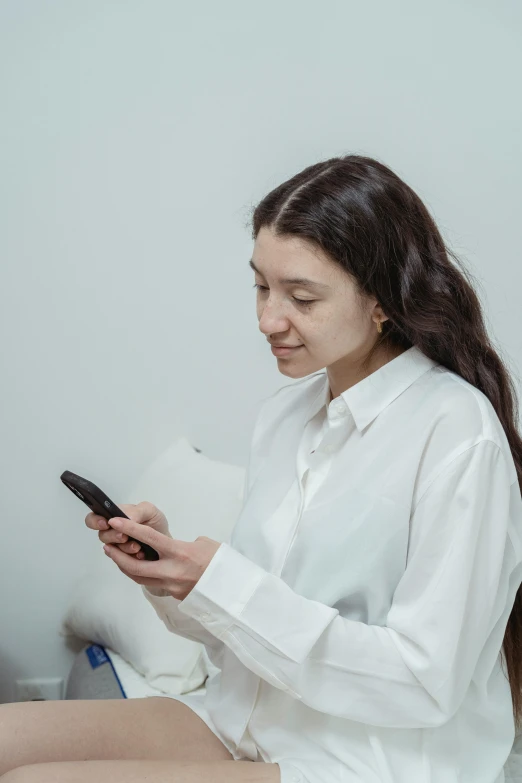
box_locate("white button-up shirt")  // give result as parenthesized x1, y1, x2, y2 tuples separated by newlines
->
(143, 345, 522, 783)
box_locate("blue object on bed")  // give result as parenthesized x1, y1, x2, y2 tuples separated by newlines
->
(65, 644, 126, 700)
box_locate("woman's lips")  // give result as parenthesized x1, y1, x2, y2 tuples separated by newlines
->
(271, 344, 304, 357)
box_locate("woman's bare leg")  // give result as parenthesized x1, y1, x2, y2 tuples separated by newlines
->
(0, 759, 282, 783)
(0, 696, 234, 776)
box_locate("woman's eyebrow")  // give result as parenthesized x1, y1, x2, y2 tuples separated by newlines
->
(249, 258, 331, 291)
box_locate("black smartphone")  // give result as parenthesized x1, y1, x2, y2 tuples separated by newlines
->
(60, 470, 159, 561)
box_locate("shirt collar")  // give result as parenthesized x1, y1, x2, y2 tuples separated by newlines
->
(305, 345, 440, 432)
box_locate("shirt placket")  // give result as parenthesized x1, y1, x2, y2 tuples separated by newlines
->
(279, 400, 352, 577)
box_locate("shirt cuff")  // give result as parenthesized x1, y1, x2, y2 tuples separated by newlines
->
(143, 585, 171, 598)
(177, 542, 267, 638)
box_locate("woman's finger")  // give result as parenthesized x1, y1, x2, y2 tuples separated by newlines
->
(107, 516, 172, 557)
(85, 513, 109, 531)
(103, 544, 164, 580)
(103, 537, 166, 579)
(97, 528, 142, 555)
(120, 541, 141, 555)
(98, 529, 129, 545)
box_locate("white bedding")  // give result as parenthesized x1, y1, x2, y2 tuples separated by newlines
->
(105, 646, 207, 700)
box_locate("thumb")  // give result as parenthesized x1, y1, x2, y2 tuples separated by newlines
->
(116, 501, 169, 534)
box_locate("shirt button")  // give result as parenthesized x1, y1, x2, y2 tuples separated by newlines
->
(291, 775, 302, 782)
(200, 612, 211, 621)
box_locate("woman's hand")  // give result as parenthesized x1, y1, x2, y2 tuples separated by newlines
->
(85, 501, 170, 560)
(96, 514, 222, 600)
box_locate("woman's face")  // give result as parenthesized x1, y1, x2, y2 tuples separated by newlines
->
(251, 226, 389, 383)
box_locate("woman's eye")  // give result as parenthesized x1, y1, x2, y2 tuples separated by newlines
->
(252, 283, 316, 307)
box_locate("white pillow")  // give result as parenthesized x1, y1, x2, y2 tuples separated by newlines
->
(61, 435, 245, 695)
(104, 646, 209, 700)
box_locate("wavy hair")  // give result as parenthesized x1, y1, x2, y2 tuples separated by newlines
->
(248, 154, 522, 728)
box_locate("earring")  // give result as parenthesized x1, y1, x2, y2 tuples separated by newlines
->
(376, 320, 382, 333)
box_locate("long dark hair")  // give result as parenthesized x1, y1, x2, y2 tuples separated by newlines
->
(248, 154, 522, 729)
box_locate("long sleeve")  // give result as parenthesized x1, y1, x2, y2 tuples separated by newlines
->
(177, 439, 521, 728)
(141, 584, 225, 650)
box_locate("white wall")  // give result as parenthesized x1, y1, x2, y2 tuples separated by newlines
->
(0, 0, 520, 703)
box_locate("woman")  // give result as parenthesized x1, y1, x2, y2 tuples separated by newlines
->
(2, 155, 521, 783)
